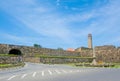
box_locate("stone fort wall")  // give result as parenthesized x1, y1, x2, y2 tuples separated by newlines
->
(0, 44, 81, 63)
(78, 45, 120, 63)
(0, 44, 120, 63)
(0, 44, 80, 56)
(95, 45, 120, 63)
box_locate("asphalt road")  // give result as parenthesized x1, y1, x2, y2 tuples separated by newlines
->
(0, 63, 120, 81)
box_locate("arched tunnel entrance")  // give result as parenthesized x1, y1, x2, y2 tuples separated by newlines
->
(9, 49, 22, 56)
(8, 49, 23, 62)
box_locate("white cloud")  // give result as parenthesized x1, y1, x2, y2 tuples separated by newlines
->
(0, 0, 74, 43)
(0, 0, 120, 48)
(56, 0, 60, 6)
(0, 32, 32, 45)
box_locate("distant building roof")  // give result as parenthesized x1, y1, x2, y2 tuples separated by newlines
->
(66, 48, 75, 52)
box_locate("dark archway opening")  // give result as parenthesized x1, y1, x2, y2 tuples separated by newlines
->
(9, 49, 22, 56)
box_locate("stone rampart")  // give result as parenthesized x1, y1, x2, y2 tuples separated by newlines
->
(75, 45, 120, 63)
(95, 45, 120, 63)
(0, 44, 82, 63)
(0, 44, 80, 57)
(0, 44, 120, 63)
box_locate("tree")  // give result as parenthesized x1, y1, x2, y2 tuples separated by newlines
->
(34, 44, 42, 48)
(57, 48, 64, 51)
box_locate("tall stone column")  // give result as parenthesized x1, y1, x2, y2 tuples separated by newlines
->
(88, 34, 93, 49)
(92, 48, 97, 65)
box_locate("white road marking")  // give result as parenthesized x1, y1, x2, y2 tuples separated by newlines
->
(79, 70, 81, 72)
(62, 70, 67, 73)
(21, 74, 27, 79)
(7, 75, 16, 80)
(55, 70, 61, 74)
(32, 72, 37, 77)
(76, 70, 80, 72)
(42, 71, 44, 76)
(48, 70, 52, 75)
(69, 70, 73, 73)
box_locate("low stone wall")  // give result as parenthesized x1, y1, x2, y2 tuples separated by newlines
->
(75, 45, 120, 63)
(24, 57, 40, 63)
(0, 56, 23, 64)
(95, 45, 120, 63)
(24, 57, 93, 64)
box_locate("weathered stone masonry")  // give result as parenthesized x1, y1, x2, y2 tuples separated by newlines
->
(0, 44, 120, 63)
(95, 45, 120, 63)
(0, 44, 81, 63)
(0, 44, 79, 56)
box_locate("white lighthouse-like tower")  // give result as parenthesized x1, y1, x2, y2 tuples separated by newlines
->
(88, 34, 93, 49)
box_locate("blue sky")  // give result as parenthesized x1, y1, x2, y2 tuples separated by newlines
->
(0, 0, 120, 49)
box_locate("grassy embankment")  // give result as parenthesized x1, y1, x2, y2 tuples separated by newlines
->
(67, 63, 120, 68)
(0, 54, 18, 57)
(35, 54, 94, 65)
(112, 63, 120, 68)
(35, 54, 95, 59)
(35, 54, 120, 68)
(0, 63, 25, 68)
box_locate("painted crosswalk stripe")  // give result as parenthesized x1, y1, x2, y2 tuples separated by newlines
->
(7, 75, 16, 80)
(21, 74, 27, 79)
(69, 70, 73, 73)
(62, 70, 67, 73)
(48, 70, 52, 75)
(55, 70, 61, 74)
(76, 70, 80, 72)
(42, 71, 44, 76)
(32, 72, 37, 77)
(78, 70, 81, 72)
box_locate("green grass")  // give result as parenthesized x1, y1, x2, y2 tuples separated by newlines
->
(111, 63, 120, 68)
(0, 54, 18, 57)
(114, 65, 120, 68)
(102, 63, 120, 68)
(35, 54, 95, 59)
(0, 64, 12, 67)
(57, 63, 92, 68)
(64, 63, 120, 68)
(0, 63, 25, 68)
(0, 63, 15, 68)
